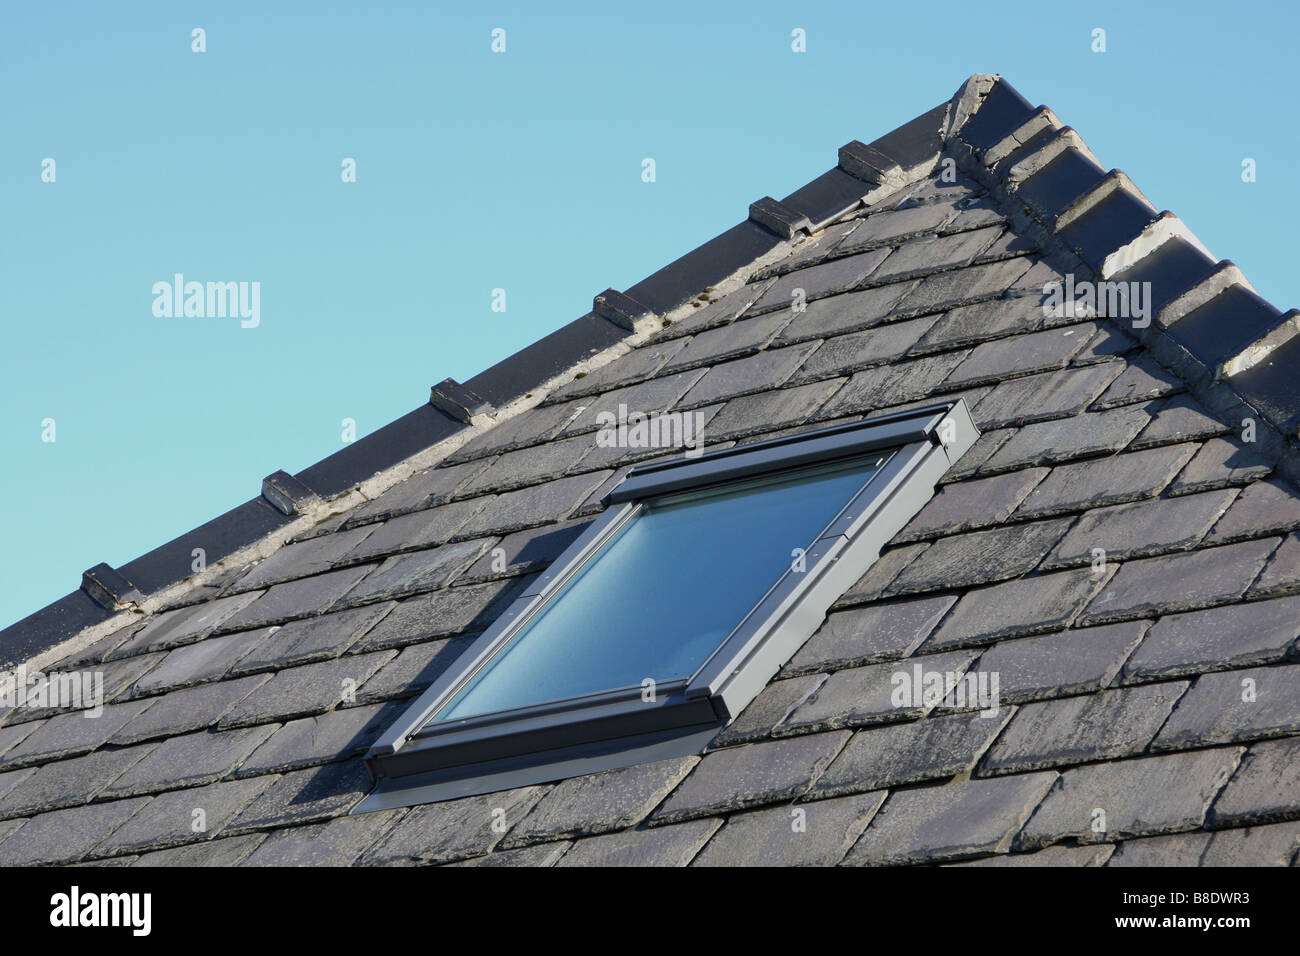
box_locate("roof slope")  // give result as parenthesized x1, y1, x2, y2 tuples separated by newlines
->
(1, 74, 1298, 867)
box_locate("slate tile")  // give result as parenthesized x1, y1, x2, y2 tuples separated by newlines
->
(1080, 538, 1280, 624)
(792, 315, 938, 381)
(981, 682, 1188, 775)
(344, 458, 494, 528)
(1092, 356, 1184, 409)
(765, 220, 861, 276)
(1198, 821, 1300, 866)
(972, 362, 1124, 430)
(551, 338, 689, 399)
(355, 636, 476, 704)
(503, 756, 698, 846)
(782, 651, 978, 733)
(218, 651, 395, 729)
(0, 742, 156, 818)
(922, 569, 1106, 650)
(700, 380, 843, 440)
(447, 399, 585, 462)
(1016, 747, 1244, 849)
(94, 776, 276, 855)
(662, 310, 793, 371)
(811, 710, 1012, 798)
(887, 518, 1073, 595)
(1130, 394, 1230, 449)
(0, 721, 42, 762)
(0, 797, 150, 865)
(773, 282, 916, 344)
(818, 350, 970, 417)
(1072, 322, 1139, 362)
(843, 772, 1057, 866)
(360, 786, 547, 865)
(1042, 489, 1237, 568)
(943, 325, 1090, 388)
(965, 621, 1146, 703)
(352, 578, 522, 649)
(895, 469, 1047, 542)
(833, 543, 929, 607)
(1168, 438, 1273, 497)
(104, 725, 279, 797)
(949, 844, 1114, 867)
(1104, 831, 1211, 866)
(1208, 736, 1300, 826)
(1121, 594, 1300, 682)
(980, 405, 1151, 472)
(1152, 664, 1300, 750)
(652, 733, 849, 825)
(1, 699, 154, 766)
(134, 627, 275, 694)
(1205, 479, 1300, 543)
(1013, 444, 1197, 518)
(235, 701, 405, 776)
(343, 498, 492, 558)
(228, 526, 376, 593)
(111, 675, 269, 745)
(229, 760, 374, 832)
(1249, 532, 1300, 598)
(219, 565, 374, 632)
(692, 792, 884, 867)
(836, 202, 959, 252)
(132, 832, 267, 867)
(910, 296, 1041, 354)
(459, 518, 591, 584)
(230, 603, 395, 674)
(449, 842, 570, 867)
(658, 279, 770, 339)
(867, 227, 1003, 284)
(712, 674, 827, 747)
(785, 594, 957, 675)
(339, 540, 487, 605)
(893, 257, 1033, 316)
(454, 472, 610, 537)
(560, 818, 722, 867)
(943, 427, 1014, 481)
(558, 370, 708, 437)
(240, 810, 404, 866)
(677, 343, 820, 407)
(749, 249, 892, 314)
(109, 591, 263, 658)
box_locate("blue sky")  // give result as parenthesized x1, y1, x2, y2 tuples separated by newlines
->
(2, 0, 1297, 629)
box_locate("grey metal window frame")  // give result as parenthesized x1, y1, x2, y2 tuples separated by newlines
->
(357, 398, 978, 811)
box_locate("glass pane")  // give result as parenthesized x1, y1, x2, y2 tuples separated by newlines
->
(436, 452, 893, 722)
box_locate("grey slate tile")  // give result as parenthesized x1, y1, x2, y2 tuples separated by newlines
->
(980, 405, 1151, 472)
(454, 472, 610, 537)
(811, 710, 1012, 797)
(0, 797, 150, 865)
(448, 399, 585, 462)
(230, 603, 395, 674)
(558, 369, 709, 436)
(922, 569, 1106, 650)
(1152, 664, 1300, 751)
(355, 636, 477, 704)
(235, 701, 404, 776)
(560, 818, 722, 867)
(943, 324, 1090, 387)
(1130, 394, 1230, 449)
(229, 760, 374, 832)
(0, 742, 156, 818)
(699, 379, 843, 440)
(1080, 537, 1280, 624)
(1013, 444, 1197, 518)
(450, 841, 570, 867)
(833, 543, 928, 606)
(105, 725, 279, 797)
(360, 786, 547, 865)
(132, 832, 266, 867)
(893, 256, 1033, 315)
(0, 721, 42, 761)
(867, 226, 1003, 283)
(1041, 488, 1237, 568)
(965, 621, 1146, 703)
(228, 526, 376, 593)
(134, 627, 275, 694)
(459, 518, 591, 583)
(910, 296, 1040, 354)
(949, 843, 1113, 867)
(773, 282, 916, 344)
(653, 732, 850, 825)
(1168, 438, 1273, 496)
(1092, 356, 1184, 409)
(887, 518, 1073, 595)
(1120, 594, 1300, 682)
(943, 427, 1014, 481)
(1016, 747, 1244, 849)
(94, 775, 277, 855)
(836, 202, 959, 252)
(749, 248, 892, 314)
(551, 338, 689, 398)
(818, 350, 970, 417)
(692, 792, 885, 867)
(894, 468, 1048, 542)
(711, 674, 826, 747)
(343, 497, 491, 557)
(1104, 831, 1211, 866)
(503, 756, 698, 846)
(109, 591, 262, 658)
(1, 698, 154, 767)
(1249, 532, 1300, 598)
(351, 578, 522, 649)
(240, 810, 404, 866)
(972, 362, 1124, 429)
(1205, 479, 1300, 543)
(785, 594, 958, 675)
(1209, 736, 1300, 826)
(980, 682, 1189, 775)
(792, 315, 937, 381)
(843, 772, 1057, 866)
(219, 565, 375, 632)
(1198, 821, 1300, 866)
(343, 458, 493, 527)
(658, 279, 770, 339)
(677, 343, 820, 407)
(340, 540, 487, 604)
(782, 651, 978, 733)
(110, 675, 269, 745)
(218, 651, 396, 728)
(662, 310, 793, 371)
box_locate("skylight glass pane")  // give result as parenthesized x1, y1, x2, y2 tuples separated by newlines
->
(435, 452, 892, 723)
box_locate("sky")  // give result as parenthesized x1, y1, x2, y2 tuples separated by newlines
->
(2, 0, 1297, 630)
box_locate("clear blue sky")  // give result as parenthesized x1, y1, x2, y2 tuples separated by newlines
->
(2, 0, 1297, 629)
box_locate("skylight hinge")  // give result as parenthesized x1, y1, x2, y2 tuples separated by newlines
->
(748, 196, 812, 240)
(81, 562, 143, 610)
(261, 470, 321, 516)
(592, 289, 654, 331)
(429, 378, 493, 424)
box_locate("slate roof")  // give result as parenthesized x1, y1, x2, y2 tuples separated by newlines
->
(3, 74, 1299, 867)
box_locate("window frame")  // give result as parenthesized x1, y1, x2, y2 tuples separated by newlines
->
(359, 399, 977, 811)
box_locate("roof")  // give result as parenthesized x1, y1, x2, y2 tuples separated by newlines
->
(2, 73, 1298, 867)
